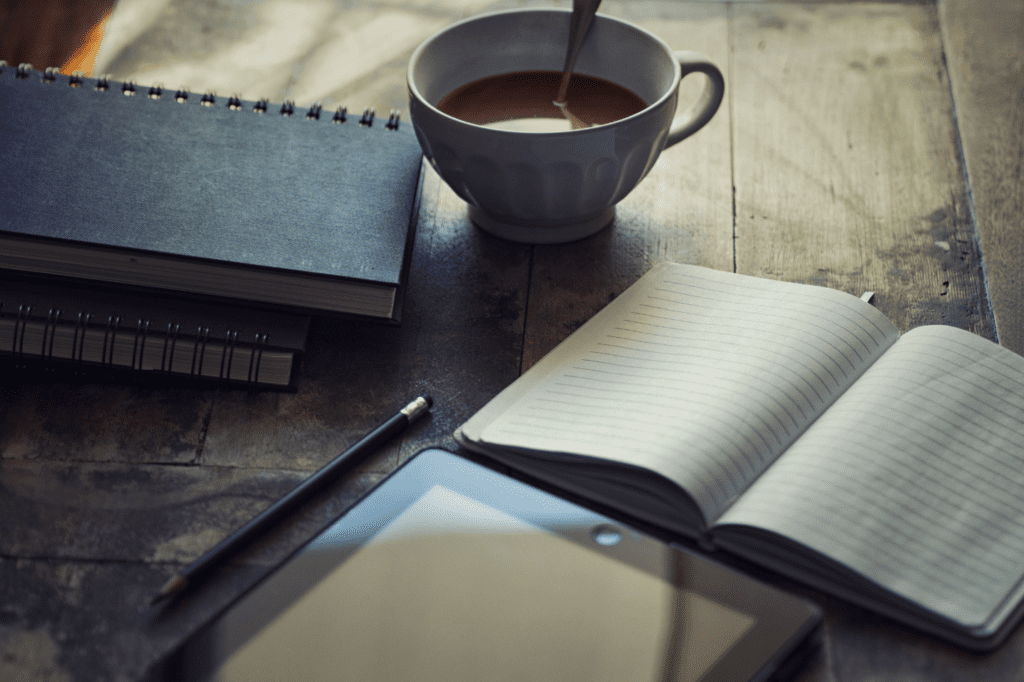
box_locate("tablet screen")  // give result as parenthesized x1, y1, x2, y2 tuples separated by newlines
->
(218, 485, 753, 682)
(169, 449, 819, 682)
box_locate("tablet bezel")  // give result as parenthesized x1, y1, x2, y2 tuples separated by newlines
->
(162, 447, 821, 682)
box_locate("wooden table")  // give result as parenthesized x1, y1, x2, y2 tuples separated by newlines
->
(2, 0, 1022, 680)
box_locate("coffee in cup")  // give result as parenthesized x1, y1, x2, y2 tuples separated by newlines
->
(408, 9, 724, 244)
(437, 71, 647, 133)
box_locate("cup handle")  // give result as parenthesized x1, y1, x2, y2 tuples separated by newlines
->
(665, 51, 725, 148)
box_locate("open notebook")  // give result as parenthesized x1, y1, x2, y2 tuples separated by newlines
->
(456, 262, 1024, 650)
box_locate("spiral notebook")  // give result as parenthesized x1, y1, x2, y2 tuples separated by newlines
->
(0, 62, 424, 322)
(1, 274, 309, 389)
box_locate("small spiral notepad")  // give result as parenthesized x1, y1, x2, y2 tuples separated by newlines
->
(0, 275, 309, 388)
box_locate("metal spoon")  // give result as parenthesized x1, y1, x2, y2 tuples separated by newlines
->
(553, 0, 602, 129)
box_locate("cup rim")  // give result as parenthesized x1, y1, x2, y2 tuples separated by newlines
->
(407, 8, 682, 136)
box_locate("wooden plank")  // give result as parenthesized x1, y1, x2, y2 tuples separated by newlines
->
(523, 0, 734, 370)
(94, 0, 522, 112)
(0, 383, 209, 464)
(939, 0, 1024, 356)
(0, 458, 383, 563)
(1, 558, 156, 681)
(730, 2, 990, 337)
(0, 556, 262, 682)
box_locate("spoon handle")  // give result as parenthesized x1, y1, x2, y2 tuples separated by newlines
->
(561, 0, 602, 74)
(556, 0, 602, 105)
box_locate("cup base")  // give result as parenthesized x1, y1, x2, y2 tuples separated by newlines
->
(468, 207, 615, 244)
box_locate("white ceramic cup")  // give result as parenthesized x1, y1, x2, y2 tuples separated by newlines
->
(407, 9, 724, 244)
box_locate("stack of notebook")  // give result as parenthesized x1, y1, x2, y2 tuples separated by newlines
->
(0, 62, 424, 388)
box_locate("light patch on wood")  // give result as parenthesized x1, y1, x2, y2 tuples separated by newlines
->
(54, 564, 87, 607)
(387, 0, 503, 13)
(940, 0, 1024, 353)
(0, 628, 73, 682)
(93, 0, 174, 76)
(151, 527, 225, 562)
(288, 10, 448, 106)
(117, 0, 337, 103)
(730, 2, 984, 335)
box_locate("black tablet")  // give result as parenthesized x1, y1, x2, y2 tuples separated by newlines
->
(163, 448, 821, 681)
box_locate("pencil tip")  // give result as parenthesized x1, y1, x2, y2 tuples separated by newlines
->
(150, 574, 187, 606)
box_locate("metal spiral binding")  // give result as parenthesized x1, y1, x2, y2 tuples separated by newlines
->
(0, 278, 278, 391)
(72, 312, 91, 363)
(13, 304, 31, 356)
(42, 308, 61, 359)
(162, 323, 180, 373)
(102, 315, 121, 366)
(247, 333, 268, 385)
(191, 326, 210, 377)
(8, 65, 403, 132)
(219, 330, 238, 381)
(132, 319, 150, 371)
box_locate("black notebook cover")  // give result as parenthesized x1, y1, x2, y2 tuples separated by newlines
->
(0, 63, 423, 322)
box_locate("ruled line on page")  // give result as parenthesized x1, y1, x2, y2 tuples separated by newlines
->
(611, 313, 842, 401)
(642, 295, 866, 368)
(479, 264, 901, 522)
(717, 325, 1024, 626)
(720, 472, 1001, 602)
(658, 273, 893, 350)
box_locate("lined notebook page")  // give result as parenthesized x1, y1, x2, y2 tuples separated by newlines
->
(716, 325, 1024, 627)
(467, 263, 899, 523)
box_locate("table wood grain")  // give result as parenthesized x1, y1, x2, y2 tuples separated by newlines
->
(940, 0, 1024, 356)
(1, 1, 1022, 680)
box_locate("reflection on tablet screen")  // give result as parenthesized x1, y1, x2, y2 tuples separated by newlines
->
(214, 485, 755, 682)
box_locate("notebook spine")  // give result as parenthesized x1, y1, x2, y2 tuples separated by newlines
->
(0, 61, 403, 130)
(2, 301, 285, 389)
